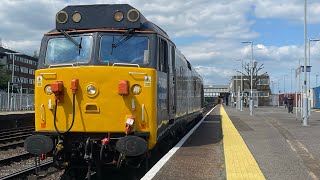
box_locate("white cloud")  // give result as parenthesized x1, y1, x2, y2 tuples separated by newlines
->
(254, 0, 320, 23)
(0, 0, 319, 91)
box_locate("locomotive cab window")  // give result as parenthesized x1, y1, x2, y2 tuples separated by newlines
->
(159, 39, 168, 72)
(45, 35, 93, 64)
(99, 35, 150, 64)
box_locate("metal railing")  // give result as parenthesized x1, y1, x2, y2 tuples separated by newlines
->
(0, 92, 34, 111)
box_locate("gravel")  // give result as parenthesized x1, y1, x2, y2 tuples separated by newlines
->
(0, 157, 53, 178)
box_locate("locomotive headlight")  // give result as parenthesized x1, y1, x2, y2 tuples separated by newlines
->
(86, 84, 97, 96)
(72, 12, 82, 23)
(127, 9, 140, 22)
(56, 11, 68, 24)
(44, 85, 52, 95)
(114, 11, 124, 22)
(132, 84, 142, 95)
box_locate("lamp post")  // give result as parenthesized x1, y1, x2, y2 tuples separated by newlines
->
(316, 74, 319, 87)
(278, 79, 280, 107)
(271, 81, 275, 107)
(241, 59, 243, 111)
(242, 41, 253, 115)
(4, 52, 23, 111)
(308, 38, 320, 88)
(284, 75, 288, 95)
(291, 68, 294, 94)
(233, 69, 238, 110)
(308, 38, 320, 117)
(236, 59, 244, 111)
(303, 0, 308, 126)
(298, 58, 303, 117)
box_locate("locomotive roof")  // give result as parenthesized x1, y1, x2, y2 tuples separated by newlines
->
(52, 4, 169, 39)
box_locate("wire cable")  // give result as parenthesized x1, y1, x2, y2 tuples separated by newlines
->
(53, 94, 76, 134)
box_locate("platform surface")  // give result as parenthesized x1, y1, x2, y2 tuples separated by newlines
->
(225, 106, 320, 180)
(142, 105, 320, 180)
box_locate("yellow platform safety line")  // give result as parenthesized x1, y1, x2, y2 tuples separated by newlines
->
(220, 106, 265, 180)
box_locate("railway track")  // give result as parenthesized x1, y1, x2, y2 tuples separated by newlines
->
(0, 127, 33, 146)
(0, 159, 54, 180)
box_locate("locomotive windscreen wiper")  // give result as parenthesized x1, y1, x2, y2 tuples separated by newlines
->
(60, 30, 82, 51)
(111, 29, 134, 54)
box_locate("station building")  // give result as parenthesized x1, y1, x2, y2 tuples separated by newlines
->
(229, 75, 271, 106)
(204, 85, 230, 105)
(0, 46, 38, 94)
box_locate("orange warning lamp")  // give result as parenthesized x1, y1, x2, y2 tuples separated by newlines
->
(118, 80, 129, 96)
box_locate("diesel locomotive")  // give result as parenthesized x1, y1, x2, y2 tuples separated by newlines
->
(24, 4, 204, 179)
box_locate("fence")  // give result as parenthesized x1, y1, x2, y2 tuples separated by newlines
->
(0, 92, 34, 111)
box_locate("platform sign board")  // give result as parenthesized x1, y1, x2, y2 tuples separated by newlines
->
(300, 66, 311, 72)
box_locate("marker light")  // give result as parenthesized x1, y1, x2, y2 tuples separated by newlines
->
(72, 12, 82, 23)
(127, 9, 139, 22)
(132, 84, 142, 95)
(114, 11, 124, 22)
(56, 11, 68, 24)
(86, 84, 97, 96)
(44, 85, 52, 95)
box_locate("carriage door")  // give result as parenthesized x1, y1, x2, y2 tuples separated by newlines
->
(168, 44, 176, 119)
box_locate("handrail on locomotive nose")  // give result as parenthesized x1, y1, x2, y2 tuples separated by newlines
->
(129, 72, 147, 75)
(49, 63, 76, 68)
(112, 63, 140, 68)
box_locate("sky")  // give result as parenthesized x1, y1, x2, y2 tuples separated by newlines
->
(1, 0, 320, 94)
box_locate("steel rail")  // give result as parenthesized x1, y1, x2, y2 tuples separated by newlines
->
(0, 159, 54, 180)
(0, 140, 24, 150)
(0, 152, 31, 165)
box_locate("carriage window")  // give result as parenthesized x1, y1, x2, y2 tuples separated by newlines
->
(100, 35, 149, 64)
(159, 39, 168, 72)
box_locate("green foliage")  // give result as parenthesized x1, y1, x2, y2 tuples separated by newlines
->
(0, 64, 10, 90)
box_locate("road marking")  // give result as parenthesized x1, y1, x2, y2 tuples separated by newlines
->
(141, 105, 218, 180)
(221, 106, 265, 180)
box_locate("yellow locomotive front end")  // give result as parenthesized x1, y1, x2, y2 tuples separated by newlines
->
(24, 4, 204, 179)
(35, 66, 156, 144)
(23, 5, 164, 177)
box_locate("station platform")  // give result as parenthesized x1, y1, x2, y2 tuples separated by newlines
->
(142, 105, 320, 180)
(0, 111, 34, 130)
(0, 110, 34, 115)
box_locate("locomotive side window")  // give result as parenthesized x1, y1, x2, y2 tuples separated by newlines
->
(100, 35, 149, 64)
(159, 39, 168, 72)
(46, 35, 93, 64)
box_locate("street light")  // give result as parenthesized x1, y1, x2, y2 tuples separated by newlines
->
(290, 68, 294, 94)
(4, 52, 23, 111)
(235, 59, 244, 111)
(284, 75, 288, 94)
(308, 38, 320, 88)
(308, 38, 320, 117)
(242, 41, 253, 116)
(233, 69, 239, 109)
(278, 79, 280, 107)
(303, 0, 308, 126)
(271, 80, 275, 107)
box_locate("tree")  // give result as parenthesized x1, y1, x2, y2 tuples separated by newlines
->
(240, 61, 268, 90)
(0, 64, 10, 90)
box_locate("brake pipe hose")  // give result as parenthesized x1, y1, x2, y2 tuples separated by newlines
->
(53, 94, 76, 134)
